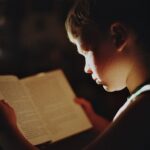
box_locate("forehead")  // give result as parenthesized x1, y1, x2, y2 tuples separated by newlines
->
(70, 36, 88, 54)
(68, 34, 90, 54)
(68, 27, 106, 54)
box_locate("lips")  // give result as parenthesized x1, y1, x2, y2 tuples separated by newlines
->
(93, 78, 102, 85)
(91, 75, 102, 85)
(95, 79, 102, 85)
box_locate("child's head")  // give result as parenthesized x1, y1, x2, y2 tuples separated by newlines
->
(65, 0, 150, 92)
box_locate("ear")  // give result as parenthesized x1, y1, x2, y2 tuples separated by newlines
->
(110, 22, 128, 52)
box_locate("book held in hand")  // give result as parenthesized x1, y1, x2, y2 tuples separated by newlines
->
(0, 70, 92, 145)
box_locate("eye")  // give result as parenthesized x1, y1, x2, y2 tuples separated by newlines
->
(82, 50, 88, 56)
(77, 48, 87, 56)
(87, 50, 93, 56)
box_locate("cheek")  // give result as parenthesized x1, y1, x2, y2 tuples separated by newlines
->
(102, 57, 129, 90)
(92, 43, 119, 80)
(93, 42, 130, 91)
(94, 52, 113, 78)
(94, 50, 117, 74)
(94, 43, 115, 69)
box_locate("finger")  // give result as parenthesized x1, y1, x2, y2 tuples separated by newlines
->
(0, 100, 9, 104)
(76, 100, 93, 113)
(2, 100, 9, 105)
(3, 102, 14, 111)
(75, 99, 86, 105)
(0, 99, 5, 103)
(0, 100, 14, 110)
(74, 97, 87, 102)
(0, 100, 9, 106)
(75, 98, 91, 106)
(75, 99, 86, 106)
(0, 100, 6, 107)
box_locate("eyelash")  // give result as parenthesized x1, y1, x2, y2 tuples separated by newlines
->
(77, 49, 87, 56)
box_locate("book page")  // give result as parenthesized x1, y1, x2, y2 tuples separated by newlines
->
(0, 75, 51, 145)
(0, 91, 5, 99)
(21, 70, 92, 142)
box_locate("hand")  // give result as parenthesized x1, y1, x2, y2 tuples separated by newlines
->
(0, 100, 17, 133)
(75, 97, 110, 132)
(0, 100, 38, 150)
(75, 97, 96, 118)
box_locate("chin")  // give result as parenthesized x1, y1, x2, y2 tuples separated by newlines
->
(103, 84, 125, 92)
(103, 85, 115, 92)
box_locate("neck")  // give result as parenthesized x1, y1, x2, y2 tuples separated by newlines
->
(127, 59, 150, 94)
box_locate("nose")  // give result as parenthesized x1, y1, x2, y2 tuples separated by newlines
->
(84, 64, 92, 74)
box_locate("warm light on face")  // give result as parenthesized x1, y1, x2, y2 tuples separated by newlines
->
(67, 30, 130, 92)
(72, 37, 103, 86)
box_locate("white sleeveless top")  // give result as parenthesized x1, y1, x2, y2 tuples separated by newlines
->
(113, 84, 150, 121)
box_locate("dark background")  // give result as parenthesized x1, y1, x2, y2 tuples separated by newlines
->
(0, 0, 129, 120)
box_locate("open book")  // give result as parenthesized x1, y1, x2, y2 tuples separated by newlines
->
(0, 70, 92, 145)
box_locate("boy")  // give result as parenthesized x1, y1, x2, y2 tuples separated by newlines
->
(65, 0, 150, 149)
(0, 0, 150, 149)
